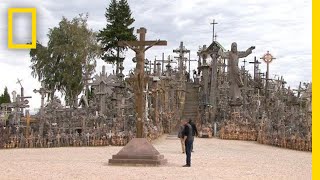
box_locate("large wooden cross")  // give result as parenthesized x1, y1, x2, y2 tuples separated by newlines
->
(173, 42, 190, 73)
(118, 27, 167, 138)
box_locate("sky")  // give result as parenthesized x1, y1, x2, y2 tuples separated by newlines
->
(0, 0, 312, 113)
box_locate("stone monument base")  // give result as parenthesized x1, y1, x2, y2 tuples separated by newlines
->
(108, 138, 167, 166)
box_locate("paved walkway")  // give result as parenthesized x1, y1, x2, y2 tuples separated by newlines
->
(0, 135, 311, 180)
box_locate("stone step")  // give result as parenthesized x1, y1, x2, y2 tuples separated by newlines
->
(109, 158, 167, 166)
(112, 154, 165, 160)
(183, 85, 200, 121)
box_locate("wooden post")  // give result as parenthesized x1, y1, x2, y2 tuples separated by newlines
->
(26, 110, 30, 139)
(210, 53, 218, 119)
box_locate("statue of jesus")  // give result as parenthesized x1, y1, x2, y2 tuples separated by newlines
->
(219, 42, 255, 105)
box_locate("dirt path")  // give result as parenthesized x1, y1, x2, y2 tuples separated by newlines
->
(0, 135, 311, 180)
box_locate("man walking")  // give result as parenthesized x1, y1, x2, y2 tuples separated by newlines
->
(182, 118, 193, 167)
(189, 119, 198, 152)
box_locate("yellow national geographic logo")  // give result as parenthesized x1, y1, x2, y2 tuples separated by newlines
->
(8, 8, 37, 49)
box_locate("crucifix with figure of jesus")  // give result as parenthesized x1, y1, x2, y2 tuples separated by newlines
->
(118, 27, 167, 138)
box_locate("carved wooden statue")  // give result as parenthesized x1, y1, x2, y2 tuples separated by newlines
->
(219, 42, 255, 105)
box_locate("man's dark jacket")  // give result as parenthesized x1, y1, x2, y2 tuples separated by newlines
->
(189, 120, 198, 136)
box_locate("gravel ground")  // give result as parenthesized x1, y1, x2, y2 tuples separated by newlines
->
(0, 135, 311, 180)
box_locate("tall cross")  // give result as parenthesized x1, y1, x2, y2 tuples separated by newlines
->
(16, 79, 24, 113)
(210, 19, 218, 42)
(260, 51, 276, 99)
(173, 42, 190, 73)
(16, 79, 22, 88)
(242, 59, 247, 68)
(118, 27, 167, 138)
(249, 56, 261, 81)
(33, 82, 51, 110)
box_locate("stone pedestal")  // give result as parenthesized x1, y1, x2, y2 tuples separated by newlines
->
(108, 138, 167, 166)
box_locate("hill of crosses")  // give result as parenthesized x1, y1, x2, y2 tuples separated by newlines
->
(0, 27, 311, 152)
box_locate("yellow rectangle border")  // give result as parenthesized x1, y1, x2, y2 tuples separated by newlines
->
(313, 0, 318, 179)
(8, 8, 37, 49)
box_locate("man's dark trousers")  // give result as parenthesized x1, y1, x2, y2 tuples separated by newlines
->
(190, 136, 194, 152)
(185, 139, 193, 166)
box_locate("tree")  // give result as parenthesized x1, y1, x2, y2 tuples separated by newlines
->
(97, 0, 136, 74)
(0, 87, 11, 105)
(2, 87, 11, 104)
(0, 87, 11, 112)
(30, 14, 101, 107)
(30, 42, 57, 100)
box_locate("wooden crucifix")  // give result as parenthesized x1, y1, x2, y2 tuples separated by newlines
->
(118, 27, 167, 138)
(173, 42, 190, 73)
(249, 56, 261, 81)
(33, 82, 51, 110)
